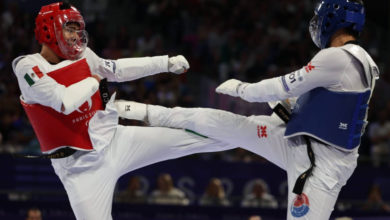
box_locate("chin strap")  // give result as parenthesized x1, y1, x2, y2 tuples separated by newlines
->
(344, 40, 360, 46)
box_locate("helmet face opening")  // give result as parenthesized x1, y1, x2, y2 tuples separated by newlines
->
(309, 0, 365, 49)
(35, 2, 88, 60)
(309, 14, 323, 49)
(54, 15, 88, 60)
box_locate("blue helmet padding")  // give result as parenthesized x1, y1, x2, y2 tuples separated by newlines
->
(310, 0, 365, 49)
(345, 10, 365, 30)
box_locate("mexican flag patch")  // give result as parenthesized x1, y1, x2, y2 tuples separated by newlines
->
(24, 66, 44, 86)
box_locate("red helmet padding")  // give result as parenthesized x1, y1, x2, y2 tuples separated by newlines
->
(35, 2, 86, 59)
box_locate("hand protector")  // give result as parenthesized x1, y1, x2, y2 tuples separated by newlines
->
(215, 79, 247, 97)
(168, 55, 189, 74)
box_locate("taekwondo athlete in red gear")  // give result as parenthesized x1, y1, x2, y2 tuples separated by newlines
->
(12, 2, 233, 219)
(117, 0, 379, 219)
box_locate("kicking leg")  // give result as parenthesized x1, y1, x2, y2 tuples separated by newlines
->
(151, 106, 291, 169)
(115, 101, 289, 170)
(109, 125, 235, 177)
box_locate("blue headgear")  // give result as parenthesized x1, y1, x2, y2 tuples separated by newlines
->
(309, 0, 365, 49)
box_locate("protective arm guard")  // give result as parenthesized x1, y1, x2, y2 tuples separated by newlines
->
(100, 56, 169, 82)
(61, 77, 99, 115)
(238, 78, 288, 102)
(216, 77, 289, 103)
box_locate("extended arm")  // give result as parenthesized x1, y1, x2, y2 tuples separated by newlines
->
(98, 55, 189, 82)
(216, 48, 346, 103)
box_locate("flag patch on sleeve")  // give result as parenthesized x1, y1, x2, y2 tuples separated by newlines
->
(24, 66, 44, 86)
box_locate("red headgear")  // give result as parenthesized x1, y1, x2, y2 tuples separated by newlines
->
(35, 2, 88, 60)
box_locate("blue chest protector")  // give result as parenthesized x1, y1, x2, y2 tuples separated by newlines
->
(284, 88, 371, 150)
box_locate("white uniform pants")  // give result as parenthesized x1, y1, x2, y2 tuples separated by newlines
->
(146, 106, 359, 220)
(51, 125, 233, 220)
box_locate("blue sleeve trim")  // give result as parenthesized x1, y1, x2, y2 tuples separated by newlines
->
(281, 76, 290, 92)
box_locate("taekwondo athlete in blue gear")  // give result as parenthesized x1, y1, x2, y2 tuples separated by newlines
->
(115, 0, 379, 219)
(285, 0, 378, 151)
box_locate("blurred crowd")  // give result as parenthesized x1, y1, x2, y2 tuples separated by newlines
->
(0, 0, 390, 165)
(16, 173, 390, 219)
(115, 174, 278, 208)
(114, 173, 390, 214)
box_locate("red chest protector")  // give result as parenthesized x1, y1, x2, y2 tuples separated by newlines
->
(21, 58, 104, 153)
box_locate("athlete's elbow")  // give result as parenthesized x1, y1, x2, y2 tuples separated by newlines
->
(61, 103, 74, 115)
(61, 97, 83, 115)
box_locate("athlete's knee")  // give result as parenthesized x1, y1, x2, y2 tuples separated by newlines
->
(192, 108, 243, 133)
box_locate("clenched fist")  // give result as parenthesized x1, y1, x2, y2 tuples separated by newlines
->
(168, 55, 190, 74)
(215, 79, 247, 97)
